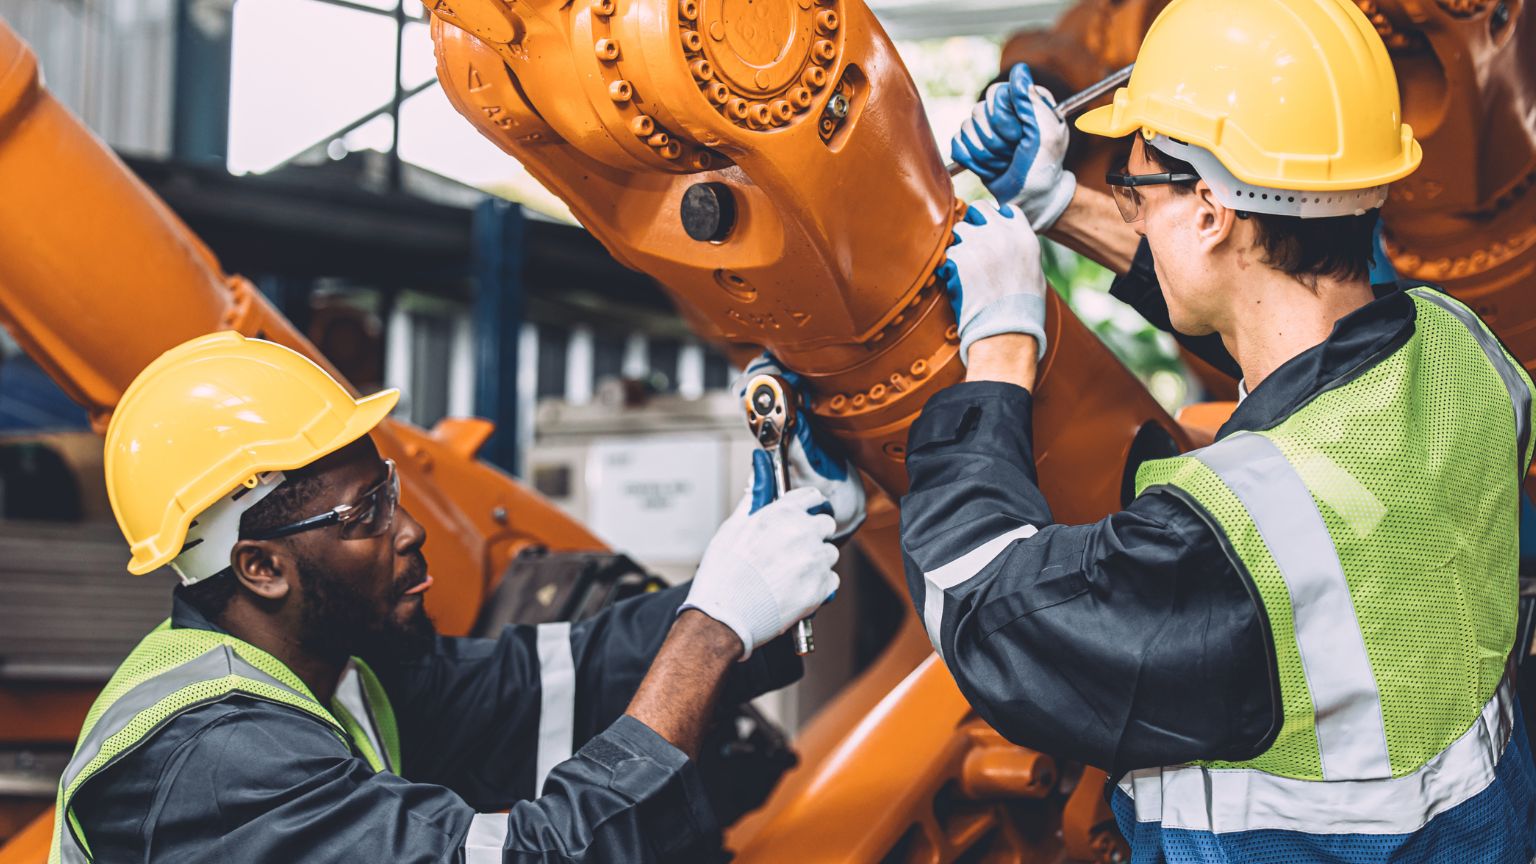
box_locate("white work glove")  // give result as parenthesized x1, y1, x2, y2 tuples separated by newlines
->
(950, 63, 1077, 232)
(682, 480, 840, 659)
(938, 202, 1049, 365)
(734, 354, 868, 541)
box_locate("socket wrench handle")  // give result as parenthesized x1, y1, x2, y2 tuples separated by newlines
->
(743, 373, 815, 656)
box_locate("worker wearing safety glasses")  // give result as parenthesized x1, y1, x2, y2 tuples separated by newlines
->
(903, 0, 1536, 860)
(49, 331, 862, 863)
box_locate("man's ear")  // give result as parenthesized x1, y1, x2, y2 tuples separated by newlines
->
(1192, 180, 1239, 254)
(229, 539, 295, 601)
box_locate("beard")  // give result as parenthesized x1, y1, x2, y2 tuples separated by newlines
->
(297, 550, 437, 665)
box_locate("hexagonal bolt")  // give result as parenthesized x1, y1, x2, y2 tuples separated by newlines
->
(802, 66, 828, 89)
(608, 79, 634, 102)
(851, 394, 868, 409)
(750, 103, 773, 127)
(679, 0, 698, 20)
(770, 100, 794, 123)
(869, 383, 888, 402)
(691, 150, 714, 171)
(815, 10, 839, 33)
(647, 132, 671, 148)
(826, 92, 851, 119)
(690, 59, 714, 82)
(709, 82, 731, 104)
(790, 86, 813, 109)
(630, 115, 656, 136)
(595, 38, 620, 61)
(910, 360, 929, 378)
(813, 39, 836, 62)
(728, 98, 750, 120)
(593, 0, 615, 16)
(828, 394, 848, 413)
(658, 140, 682, 159)
(681, 29, 703, 52)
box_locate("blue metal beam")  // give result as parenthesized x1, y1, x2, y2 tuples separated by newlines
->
(172, 0, 233, 164)
(472, 199, 527, 474)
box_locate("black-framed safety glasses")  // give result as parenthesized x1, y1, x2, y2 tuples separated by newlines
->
(1105, 171, 1200, 222)
(247, 459, 399, 541)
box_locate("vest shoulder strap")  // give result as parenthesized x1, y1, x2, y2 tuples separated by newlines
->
(50, 626, 376, 863)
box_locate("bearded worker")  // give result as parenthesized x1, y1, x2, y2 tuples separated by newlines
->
(903, 0, 1536, 860)
(49, 331, 855, 863)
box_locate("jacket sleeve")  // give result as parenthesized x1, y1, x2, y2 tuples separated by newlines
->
(900, 381, 1278, 774)
(121, 701, 721, 863)
(1109, 238, 1243, 380)
(373, 584, 801, 809)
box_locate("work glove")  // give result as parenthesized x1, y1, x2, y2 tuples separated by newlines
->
(682, 471, 840, 659)
(938, 202, 1049, 365)
(951, 63, 1077, 232)
(734, 354, 868, 541)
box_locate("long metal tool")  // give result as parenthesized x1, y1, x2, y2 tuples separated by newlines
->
(743, 373, 815, 656)
(946, 63, 1135, 178)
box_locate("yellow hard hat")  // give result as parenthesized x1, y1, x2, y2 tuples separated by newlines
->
(1076, 0, 1421, 194)
(104, 331, 399, 575)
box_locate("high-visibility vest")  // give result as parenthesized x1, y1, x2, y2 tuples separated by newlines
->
(1123, 287, 1535, 853)
(49, 622, 400, 864)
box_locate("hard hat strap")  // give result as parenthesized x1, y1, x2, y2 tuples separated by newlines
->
(1148, 135, 1388, 220)
(169, 472, 286, 585)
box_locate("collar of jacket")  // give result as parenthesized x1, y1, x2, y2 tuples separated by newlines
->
(1216, 283, 1418, 440)
(170, 586, 230, 634)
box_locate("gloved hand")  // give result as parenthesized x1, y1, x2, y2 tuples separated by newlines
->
(951, 63, 1076, 232)
(682, 478, 840, 659)
(734, 354, 867, 541)
(938, 202, 1049, 365)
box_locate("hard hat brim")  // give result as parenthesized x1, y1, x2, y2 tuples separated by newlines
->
(125, 387, 401, 575)
(1075, 102, 1130, 139)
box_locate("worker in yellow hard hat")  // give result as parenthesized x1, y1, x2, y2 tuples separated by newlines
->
(50, 331, 850, 863)
(906, 0, 1536, 860)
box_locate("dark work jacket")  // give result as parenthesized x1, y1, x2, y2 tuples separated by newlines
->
(71, 584, 801, 863)
(901, 243, 1422, 777)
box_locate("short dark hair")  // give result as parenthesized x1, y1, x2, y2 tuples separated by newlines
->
(179, 469, 328, 622)
(1141, 141, 1380, 287)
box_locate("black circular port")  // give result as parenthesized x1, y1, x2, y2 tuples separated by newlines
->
(1492, 1, 1511, 36)
(681, 182, 736, 243)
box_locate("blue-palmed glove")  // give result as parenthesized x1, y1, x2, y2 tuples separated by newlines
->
(734, 354, 868, 542)
(938, 202, 1049, 365)
(951, 63, 1077, 232)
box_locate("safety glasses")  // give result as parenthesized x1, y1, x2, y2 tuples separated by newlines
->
(1105, 170, 1199, 222)
(246, 459, 399, 541)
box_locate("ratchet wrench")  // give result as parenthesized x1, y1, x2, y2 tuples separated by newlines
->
(742, 373, 815, 656)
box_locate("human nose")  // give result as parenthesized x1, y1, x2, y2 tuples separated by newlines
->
(395, 504, 426, 554)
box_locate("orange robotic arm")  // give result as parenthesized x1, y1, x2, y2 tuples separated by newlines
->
(425, 1, 1181, 860)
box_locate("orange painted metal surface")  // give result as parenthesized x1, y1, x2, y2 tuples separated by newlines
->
(423, 2, 1186, 859)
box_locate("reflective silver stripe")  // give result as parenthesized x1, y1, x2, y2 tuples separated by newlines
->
(921, 525, 1038, 659)
(334, 664, 389, 772)
(462, 812, 509, 864)
(1412, 289, 1532, 468)
(1119, 674, 1516, 834)
(1197, 433, 1391, 780)
(56, 645, 315, 859)
(535, 622, 575, 795)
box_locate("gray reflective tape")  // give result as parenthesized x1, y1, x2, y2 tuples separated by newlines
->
(333, 664, 389, 772)
(1119, 673, 1517, 834)
(1413, 289, 1532, 468)
(1197, 433, 1391, 780)
(463, 812, 509, 864)
(921, 524, 1039, 660)
(56, 644, 316, 860)
(535, 622, 575, 796)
